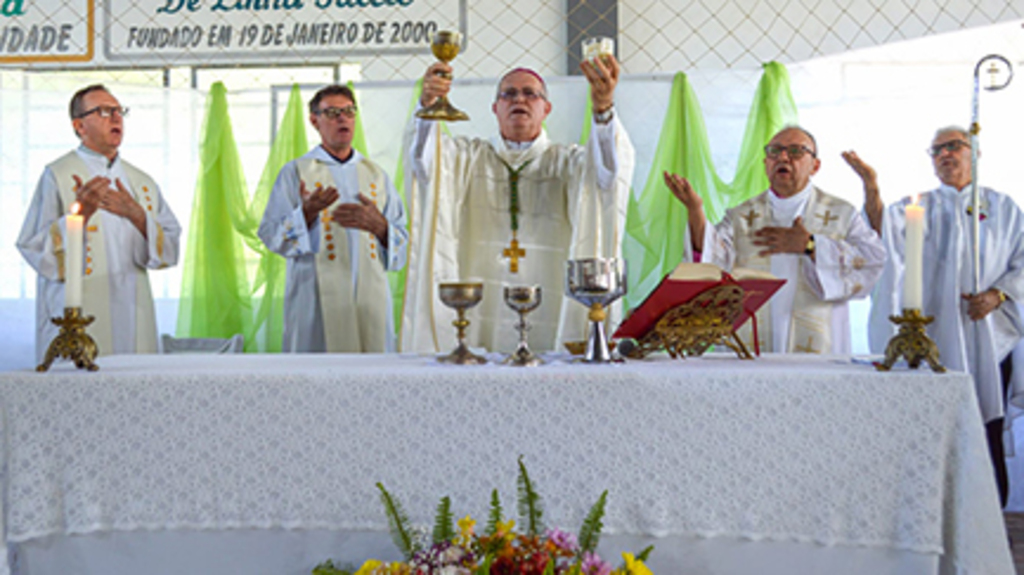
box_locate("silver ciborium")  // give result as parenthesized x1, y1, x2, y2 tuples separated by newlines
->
(503, 285, 543, 367)
(566, 258, 626, 363)
(438, 281, 487, 365)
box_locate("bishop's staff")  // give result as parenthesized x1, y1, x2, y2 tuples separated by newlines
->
(969, 55, 1013, 294)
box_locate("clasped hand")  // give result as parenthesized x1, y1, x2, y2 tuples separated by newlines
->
(302, 181, 387, 243)
(753, 217, 812, 257)
(72, 175, 144, 224)
(962, 289, 1002, 321)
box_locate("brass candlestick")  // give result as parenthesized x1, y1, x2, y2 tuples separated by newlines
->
(37, 307, 99, 372)
(874, 308, 945, 373)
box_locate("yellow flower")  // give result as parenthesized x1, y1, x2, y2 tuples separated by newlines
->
(621, 553, 653, 575)
(458, 515, 476, 537)
(496, 518, 516, 536)
(354, 560, 383, 575)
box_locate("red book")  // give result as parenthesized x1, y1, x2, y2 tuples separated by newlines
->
(613, 264, 786, 355)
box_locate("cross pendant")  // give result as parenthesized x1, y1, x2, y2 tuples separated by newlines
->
(503, 238, 526, 274)
(817, 209, 838, 226)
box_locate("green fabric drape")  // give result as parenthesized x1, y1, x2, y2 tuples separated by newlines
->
(621, 62, 798, 309)
(248, 84, 309, 352)
(176, 81, 255, 345)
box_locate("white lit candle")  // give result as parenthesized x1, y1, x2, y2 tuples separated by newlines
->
(903, 199, 924, 310)
(65, 202, 84, 308)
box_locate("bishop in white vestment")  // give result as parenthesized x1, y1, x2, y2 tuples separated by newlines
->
(855, 127, 1024, 505)
(401, 61, 635, 354)
(17, 85, 180, 362)
(259, 85, 407, 353)
(668, 126, 885, 354)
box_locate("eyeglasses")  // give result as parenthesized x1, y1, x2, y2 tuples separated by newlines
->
(764, 144, 815, 159)
(928, 140, 969, 157)
(497, 88, 546, 102)
(76, 105, 129, 119)
(315, 105, 358, 119)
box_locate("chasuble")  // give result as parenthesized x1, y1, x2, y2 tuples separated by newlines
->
(259, 147, 408, 353)
(17, 146, 181, 362)
(869, 185, 1024, 423)
(689, 184, 885, 354)
(401, 115, 634, 354)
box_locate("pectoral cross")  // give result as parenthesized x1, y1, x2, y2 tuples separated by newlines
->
(794, 335, 818, 353)
(503, 237, 525, 273)
(743, 208, 760, 228)
(816, 210, 838, 227)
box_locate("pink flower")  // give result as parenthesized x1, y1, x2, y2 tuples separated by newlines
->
(544, 528, 578, 553)
(580, 552, 612, 575)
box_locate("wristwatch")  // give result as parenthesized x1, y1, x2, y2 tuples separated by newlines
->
(594, 106, 615, 124)
(804, 235, 815, 256)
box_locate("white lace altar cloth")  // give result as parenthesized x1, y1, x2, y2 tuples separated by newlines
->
(0, 353, 1011, 575)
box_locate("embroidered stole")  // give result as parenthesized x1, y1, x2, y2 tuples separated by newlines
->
(49, 151, 159, 355)
(297, 157, 389, 352)
(732, 188, 852, 354)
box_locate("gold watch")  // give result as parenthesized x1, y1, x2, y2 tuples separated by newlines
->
(804, 235, 815, 256)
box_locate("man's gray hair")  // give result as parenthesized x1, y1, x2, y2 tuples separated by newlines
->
(933, 125, 970, 141)
(774, 125, 818, 155)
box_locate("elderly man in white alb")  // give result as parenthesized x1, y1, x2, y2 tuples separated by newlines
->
(665, 126, 885, 354)
(259, 84, 408, 353)
(401, 57, 635, 354)
(17, 84, 181, 362)
(848, 127, 1024, 507)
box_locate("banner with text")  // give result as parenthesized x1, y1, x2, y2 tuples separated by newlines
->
(104, 0, 465, 65)
(0, 0, 93, 62)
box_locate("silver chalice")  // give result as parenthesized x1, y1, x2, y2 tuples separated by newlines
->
(503, 285, 543, 367)
(566, 258, 626, 363)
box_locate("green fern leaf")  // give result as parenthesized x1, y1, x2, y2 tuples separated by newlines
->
(432, 496, 456, 544)
(485, 489, 504, 536)
(634, 545, 655, 563)
(311, 559, 351, 575)
(376, 482, 418, 559)
(577, 490, 608, 554)
(516, 456, 544, 536)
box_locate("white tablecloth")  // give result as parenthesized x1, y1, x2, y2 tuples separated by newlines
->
(0, 353, 1012, 574)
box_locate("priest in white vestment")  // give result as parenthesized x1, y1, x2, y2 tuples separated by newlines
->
(259, 85, 408, 353)
(667, 126, 885, 354)
(852, 126, 1024, 506)
(401, 59, 635, 354)
(17, 84, 181, 362)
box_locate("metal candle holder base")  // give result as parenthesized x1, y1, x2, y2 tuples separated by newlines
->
(873, 308, 945, 373)
(37, 306, 99, 372)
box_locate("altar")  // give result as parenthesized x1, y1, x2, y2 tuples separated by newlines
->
(0, 353, 1012, 574)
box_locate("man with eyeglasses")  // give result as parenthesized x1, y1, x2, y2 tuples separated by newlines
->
(853, 126, 1024, 507)
(259, 84, 408, 353)
(401, 57, 635, 354)
(665, 126, 885, 354)
(17, 84, 181, 361)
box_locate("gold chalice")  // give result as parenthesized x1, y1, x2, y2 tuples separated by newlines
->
(438, 281, 487, 365)
(416, 30, 470, 122)
(503, 285, 543, 367)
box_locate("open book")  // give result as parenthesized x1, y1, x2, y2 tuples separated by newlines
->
(613, 263, 786, 355)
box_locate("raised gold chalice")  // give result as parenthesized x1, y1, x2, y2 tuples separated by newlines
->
(438, 281, 487, 365)
(503, 285, 543, 367)
(416, 30, 470, 122)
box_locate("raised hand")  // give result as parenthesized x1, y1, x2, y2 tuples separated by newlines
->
(664, 171, 707, 253)
(579, 54, 620, 114)
(301, 180, 340, 229)
(421, 62, 453, 108)
(99, 179, 148, 236)
(842, 150, 883, 235)
(331, 194, 388, 244)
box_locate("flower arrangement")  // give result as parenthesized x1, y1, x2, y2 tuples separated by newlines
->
(313, 458, 653, 575)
